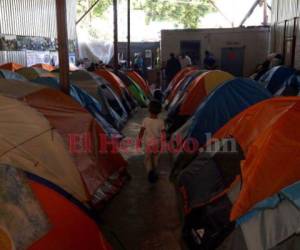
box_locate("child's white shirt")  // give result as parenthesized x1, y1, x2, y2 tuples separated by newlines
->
(141, 117, 165, 145)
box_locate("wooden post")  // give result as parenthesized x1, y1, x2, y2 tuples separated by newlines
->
(127, 0, 131, 69)
(113, 0, 119, 70)
(56, 0, 70, 94)
(291, 17, 297, 67)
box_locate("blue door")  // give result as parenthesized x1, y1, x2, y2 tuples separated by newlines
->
(221, 47, 245, 76)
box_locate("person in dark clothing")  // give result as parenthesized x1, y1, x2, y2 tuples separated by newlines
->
(252, 60, 271, 80)
(165, 53, 181, 85)
(203, 50, 216, 70)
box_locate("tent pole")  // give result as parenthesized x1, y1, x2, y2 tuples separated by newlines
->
(56, 0, 70, 94)
(113, 0, 119, 71)
(127, 0, 131, 69)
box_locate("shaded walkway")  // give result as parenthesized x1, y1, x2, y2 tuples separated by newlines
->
(99, 109, 183, 250)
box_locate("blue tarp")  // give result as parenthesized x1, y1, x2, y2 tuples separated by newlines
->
(0, 69, 27, 81)
(259, 66, 295, 94)
(187, 78, 272, 145)
(32, 77, 122, 138)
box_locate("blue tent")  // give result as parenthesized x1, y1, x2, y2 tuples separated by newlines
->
(0, 69, 26, 81)
(96, 77, 128, 124)
(238, 180, 300, 225)
(259, 66, 295, 94)
(276, 73, 300, 96)
(187, 78, 272, 145)
(69, 70, 128, 127)
(32, 77, 122, 138)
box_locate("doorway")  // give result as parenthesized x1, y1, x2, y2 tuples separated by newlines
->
(180, 41, 201, 65)
(221, 47, 245, 76)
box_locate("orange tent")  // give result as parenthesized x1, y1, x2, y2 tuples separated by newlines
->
(127, 70, 151, 96)
(0, 62, 23, 71)
(95, 69, 126, 97)
(213, 97, 300, 220)
(168, 67, 198, 91)
(28, 178, 112, 250)
(179, 71, 234, 116)
(167, 69, 199, 104)
(32, 64, 56, 72)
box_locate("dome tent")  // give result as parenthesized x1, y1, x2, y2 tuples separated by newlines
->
(32, 77, 122, 138)
(166, 70, 205, 111)
(69, 70, 128, 128)
(167, 70, 233, 133)
(0, 94, 87, 202)
(183, 97, 300, 250)
(164, 66, 198, 101)
(0, 78, 128, 207)
(32, 63, 56, 72)
(165, 68, 199, 106)
(0, 69, 27, 81)
(127, 70, 151, 97)
(0, 164, 113, 250)
(259, 65, 295, 94)
(16, 67, 56, 80)
(275, 73, 300, 96)
(0, 62, 23, 71)
(187, 78, 271, 145)
(115, 70, 149, 107)
(214, 97, 300, 220)
(171, 78, 271, 181)
(95, 68, 137, 113)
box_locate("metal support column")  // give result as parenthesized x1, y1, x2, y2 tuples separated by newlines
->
(127, 0, 131, 68)
(56, 0, 70, 94)
(113, 0, 119, 70)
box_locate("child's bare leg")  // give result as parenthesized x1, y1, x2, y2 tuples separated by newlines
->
(150, 153, 155, 171)
(153, 153, 159, 169)
(144, 153, 152, 173)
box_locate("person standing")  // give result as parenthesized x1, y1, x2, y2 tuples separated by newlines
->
(134, 54, 144, 76)
(179, 53, 192, 68)
(203, 50, 216, 70)
(165, 53, 181, 85)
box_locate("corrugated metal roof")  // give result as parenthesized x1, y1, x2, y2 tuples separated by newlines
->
(277, 0, 298, 22)
(0, 0, 77, 39)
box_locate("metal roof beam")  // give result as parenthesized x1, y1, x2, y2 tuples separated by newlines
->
(76, 0, 101, 25)
(239, 0, 260, 27)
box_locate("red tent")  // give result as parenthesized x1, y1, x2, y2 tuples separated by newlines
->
(29, 179, 113, 250)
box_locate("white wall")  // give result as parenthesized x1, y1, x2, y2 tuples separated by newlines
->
(161, 27, 270, 76)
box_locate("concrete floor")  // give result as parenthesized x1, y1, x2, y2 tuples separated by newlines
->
(99, 108, 183, 250)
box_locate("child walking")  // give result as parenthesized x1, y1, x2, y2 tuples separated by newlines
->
(138, 100, 165, 183)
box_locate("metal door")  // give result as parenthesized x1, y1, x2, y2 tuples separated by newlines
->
(221, 47, 245, 76)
